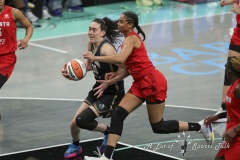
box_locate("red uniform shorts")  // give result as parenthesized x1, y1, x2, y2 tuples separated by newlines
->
(128, 69, 167, 103)
(0, 52, 17, 79)
(229, 28, 240, 52)
(216, 138, 240, 160)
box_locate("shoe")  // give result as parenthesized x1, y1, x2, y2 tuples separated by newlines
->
(136, 0, 153, 6)
(64, 143, 82, 159)
(84, 154, 111, 160)
(50, 9, 62, 17)
(28, 2, 35, 8)
(99, 134, 108, 153)
(93, 134, 108, 157)
(24, 9, 39, 22)
(67, 5, 84, 12)
(214, 109, 227, 123)
(42, 7, 52, 20)
(152, 0, 164, 5)
(198, 120, 214, 145)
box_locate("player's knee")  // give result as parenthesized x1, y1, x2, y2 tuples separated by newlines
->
(111, 106, 129, 122)
(75, 108, 97, 130)
(151, 119, 179, 134)
(109, 106, 129, 136)
(75, 116, 97, 130)
(70, 118, 77, 128)
(75, 116, 86, 129)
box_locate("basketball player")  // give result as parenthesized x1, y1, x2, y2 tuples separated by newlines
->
(0, 0, 33, 89)
(61, 17, 125, 159)
(83, 11, 214, 160)
(214, 0, 240, 122)
(204, 56, 240, 160)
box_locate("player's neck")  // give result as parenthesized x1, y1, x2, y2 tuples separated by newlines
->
(92, 39, 104, 51)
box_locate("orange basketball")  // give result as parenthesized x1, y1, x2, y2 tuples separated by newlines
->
(66, 59, 87, 81)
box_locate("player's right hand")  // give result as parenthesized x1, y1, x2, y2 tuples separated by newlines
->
(105, 72, 118, 80)
(61, 64, 72, 80)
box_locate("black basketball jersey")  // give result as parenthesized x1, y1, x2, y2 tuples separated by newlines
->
(90, 39, 124, 94)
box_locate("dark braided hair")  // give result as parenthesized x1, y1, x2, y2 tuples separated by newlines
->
(122, 11, 146, 41)
(92, 17, 120, 44)
(226, 56, 240, 77)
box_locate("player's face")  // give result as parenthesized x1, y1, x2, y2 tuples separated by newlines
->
(0, 0, 4, 11)
(117, 14, 131, 33)
(88, 21, 105, 43)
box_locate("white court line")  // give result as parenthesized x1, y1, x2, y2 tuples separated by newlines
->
(28, 42, 68, 54)
(0, 137, 184, 160)
(0, 137, 102, 156)
(0, 97, 218, 111)
(30, 12, 232, 42)
(117, 141, 185, 160)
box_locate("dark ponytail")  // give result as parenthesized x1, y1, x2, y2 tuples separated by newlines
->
(122, 11, 146, 41)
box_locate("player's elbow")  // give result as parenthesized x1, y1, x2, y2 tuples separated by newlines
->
(117, 58, 126, 64)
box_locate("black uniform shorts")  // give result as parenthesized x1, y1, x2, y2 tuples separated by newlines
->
(84, 89, 125, 118)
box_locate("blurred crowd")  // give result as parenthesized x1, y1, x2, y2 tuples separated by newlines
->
(5, 0, 163, 23)
(5, 0, 84, 22)
(136, 0, 164, 6)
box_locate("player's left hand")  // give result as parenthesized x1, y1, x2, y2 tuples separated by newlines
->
(231, 3, 240, 14)
(61, 64, 72, 80)
(93, 80, 109, 98)
(222, 128, 237, 142)
(204, 115, 219, 126)
(18, 39, 29, 50)
(83, 51, 95, 61)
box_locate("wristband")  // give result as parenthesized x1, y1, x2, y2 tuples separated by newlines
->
(219, 112, 227, 118)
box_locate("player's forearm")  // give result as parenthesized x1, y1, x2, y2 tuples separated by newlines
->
(108, 69, 128, 86)
(95, 54, 125, 64)
(224, 0, 238, 5)
(234, 124, 240, 133)
(24, 26, 33, 42)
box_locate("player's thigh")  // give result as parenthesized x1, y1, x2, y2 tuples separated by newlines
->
(228, 49, 240, 57)
(146, 102, 165, 123)
(118, 93, 143, 113)
(73, 102, 90, 120)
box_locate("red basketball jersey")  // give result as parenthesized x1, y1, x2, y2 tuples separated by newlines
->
(0, 6, 17, 55)
(225, 79, 240, 132)
(125, 31, 154, 80)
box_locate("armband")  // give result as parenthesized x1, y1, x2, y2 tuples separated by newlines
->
(219, 112, 227, 118)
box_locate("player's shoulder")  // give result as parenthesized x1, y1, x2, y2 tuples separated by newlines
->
(101, 41, 115, 51)
(11, 8, 23, 19)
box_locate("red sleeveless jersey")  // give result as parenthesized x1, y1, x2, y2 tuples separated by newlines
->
(225, 79, 240, 133)
(0, 6, 17, 55)
(125, 31, 154, 81)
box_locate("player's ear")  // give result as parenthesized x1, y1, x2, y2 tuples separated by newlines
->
(101, 30, 106, 37)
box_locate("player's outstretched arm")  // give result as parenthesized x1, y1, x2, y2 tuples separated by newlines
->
(221, 0, 238, 7)
(93, 68, 129, 98)
(12, 8, 33, 50)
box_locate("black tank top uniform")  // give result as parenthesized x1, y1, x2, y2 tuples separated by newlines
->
(90, 39, 124, 94)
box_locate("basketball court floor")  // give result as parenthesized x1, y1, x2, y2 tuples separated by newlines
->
(0, 1, 234, 159)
